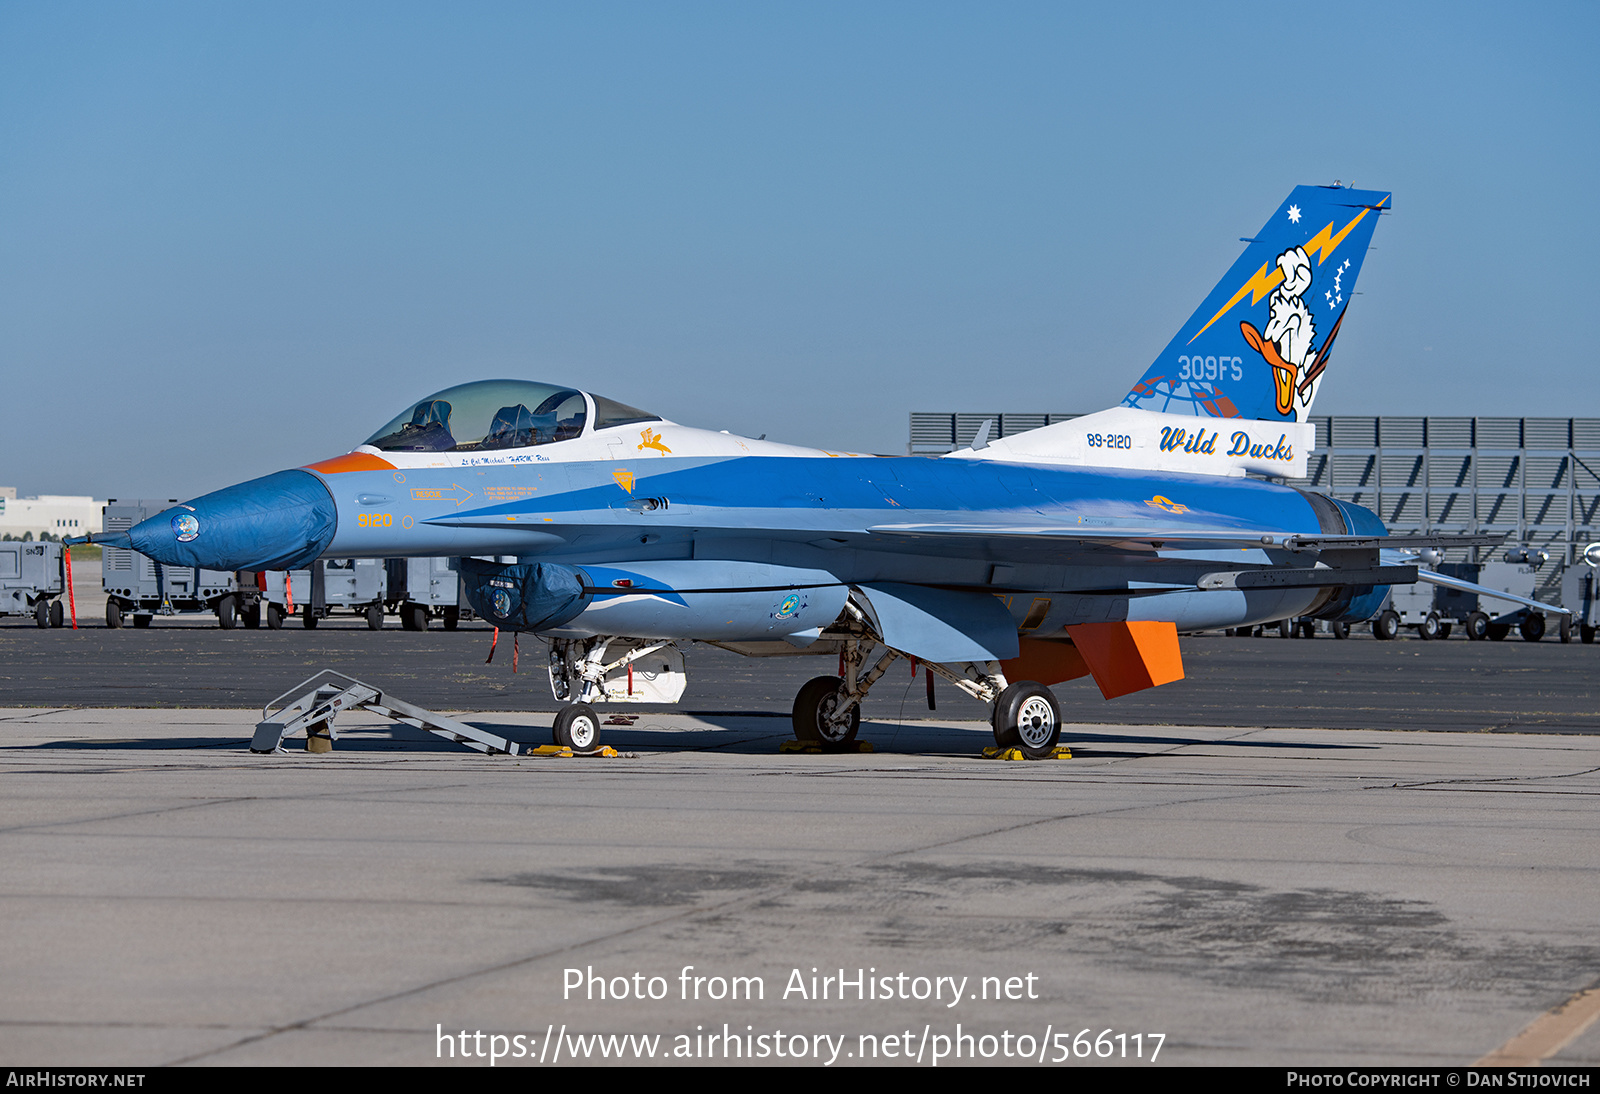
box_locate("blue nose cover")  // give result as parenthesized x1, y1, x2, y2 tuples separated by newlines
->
(128, 469, 337, 571)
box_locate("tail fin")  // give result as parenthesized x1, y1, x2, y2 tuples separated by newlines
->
(1123, 184, 1391, 423)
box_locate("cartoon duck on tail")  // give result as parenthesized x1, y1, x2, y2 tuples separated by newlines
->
(1239, 246, 1316, 418)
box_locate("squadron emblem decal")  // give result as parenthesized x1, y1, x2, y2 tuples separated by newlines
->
(772, 593, 805, 620)
(637, 428, 672, 455)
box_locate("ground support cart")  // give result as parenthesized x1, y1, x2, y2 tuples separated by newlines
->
(1559, 546, 1600, 644)
(260, 560, 387, 629)
(384, 557, 476, 631)
(0, 541, 66, 627)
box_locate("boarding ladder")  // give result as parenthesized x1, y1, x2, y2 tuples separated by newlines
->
(252, 670, 526, 756)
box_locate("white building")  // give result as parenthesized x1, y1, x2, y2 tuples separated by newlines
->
(0, 489, 105, 540)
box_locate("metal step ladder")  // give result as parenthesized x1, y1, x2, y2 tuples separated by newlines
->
(252, 670, 527, 756)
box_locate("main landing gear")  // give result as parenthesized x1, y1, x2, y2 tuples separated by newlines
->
(991, 682, 1062, 760)
(787, 627, 1061, 758)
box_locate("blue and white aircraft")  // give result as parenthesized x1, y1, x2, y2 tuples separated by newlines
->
(83, 184, 1539, 755)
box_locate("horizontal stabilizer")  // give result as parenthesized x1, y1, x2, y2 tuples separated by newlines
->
(1414, 567, 1570, 616)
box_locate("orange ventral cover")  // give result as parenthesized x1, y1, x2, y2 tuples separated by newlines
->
(303, 452, 397, 474)
(1000, 638, 1093, 687)
(1063, 621, 1185, 700)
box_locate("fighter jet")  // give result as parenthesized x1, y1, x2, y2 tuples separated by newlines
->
(82, 184, 1538, 756)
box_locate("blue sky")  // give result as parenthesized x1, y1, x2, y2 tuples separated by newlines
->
(3, 1, 1596, 498)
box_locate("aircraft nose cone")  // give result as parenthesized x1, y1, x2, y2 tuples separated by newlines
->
(125, 469, 337, 571)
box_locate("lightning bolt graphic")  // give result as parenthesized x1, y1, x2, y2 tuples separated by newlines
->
(1186, 197, 1387, 345)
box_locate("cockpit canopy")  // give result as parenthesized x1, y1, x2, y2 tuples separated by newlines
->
(363, 380, 659, 453)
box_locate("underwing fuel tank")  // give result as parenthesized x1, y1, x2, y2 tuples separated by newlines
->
(459, 559, 849, 645)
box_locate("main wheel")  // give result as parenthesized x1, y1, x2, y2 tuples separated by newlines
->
(552, 703, 601, 751)
(106, 600, 122, 629)
(992, 682, 1062, 759)
(1418, 613, 1441, 641)
(216, 596, 236, 630)
(303, 606, 318, 629)
(1488, 622, 1510, 641)
(1520, 614, 1545, 642)
(442, 606, 459, 631)
(792, 675, 861, 749)
(366, 604, 384, 630)
(1560, 616, 1572, 644)
(49, 599, 63, 628)
(1331, 620, 1350, 640)
(1296, 620, 1316, 639)
(1466, 612, 1489, 641)
(1373, 610, 1400, 641)
(242, 600, 261, 629)
(1582, 624, 1596, 645)
(132, 615, 151, 628)
(1277, 619, 1293, 639)
(266, 604, 285, 630)
(1438, 623, 1453, 640)
(34, 599, 49, 628)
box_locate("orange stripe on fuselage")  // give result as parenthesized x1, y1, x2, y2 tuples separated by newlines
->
(303, 452, 397, 474)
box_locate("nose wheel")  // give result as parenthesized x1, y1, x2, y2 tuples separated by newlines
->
(551, 703, 601, 751)
(992, 682, 1062, 759)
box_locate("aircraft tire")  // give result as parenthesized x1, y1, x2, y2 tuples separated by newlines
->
(242, 601, 261, 629)
(1439, 622, 1453, 640)
(132, 615, 151, 628)
(266, 604, 285, 630)
(992, 682, 1061, 760)
(303, 606, 318, 630)
(552, 704, 601, 751)
(49, 599, 63, 628)
(34, 599, 49, 628)
(1296, 621, 1316, 639)
(1373, 611, 1400, 641)
(106, 600, 122, 629)
(1277, 620, 1292, 639)
(1466, 612, 1489, 641)
(442, 606, 459, 631)
(217, 596, 236, 630)
(1488, 623, 1510, 641)
(792, 675, 860, 750)
(1581, 625, 1596, 645)
(1331, 621, 1350, 640)
(1560, 616, 1572, 644)
(1520, 614, 1545, 643)
(366, 604, 384, 630)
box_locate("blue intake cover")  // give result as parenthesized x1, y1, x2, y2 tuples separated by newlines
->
(457, 559, 590, 632)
